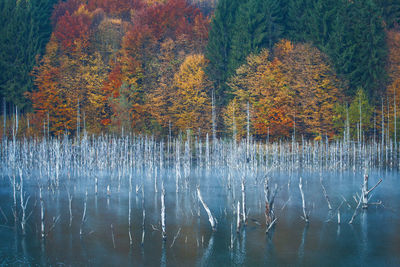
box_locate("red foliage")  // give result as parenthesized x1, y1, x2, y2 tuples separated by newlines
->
(122, 24, 155, 73)
(103, 64, 123, 98)
(51, 0, 82, 27)
(133, 0, 200, 41)
(100, 118, 112, 126)
(54, 10, 92, 51)
(87, 0, 143, 17)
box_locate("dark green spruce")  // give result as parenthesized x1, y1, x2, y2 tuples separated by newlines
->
(0, 0, 56, 112)
(205, 0, 238, 106)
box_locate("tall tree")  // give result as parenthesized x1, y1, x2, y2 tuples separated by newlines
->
(170, 54, 212, 134)
(374, 0, 400, 29)
(205, 0, 238, 106)
(230, 0, 283, 73)
(0, 0, 57, 111)
(227, 40, 344, 139)
(328, 0, 387, 97)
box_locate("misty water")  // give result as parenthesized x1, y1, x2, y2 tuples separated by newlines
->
(1, 136, 400, 266)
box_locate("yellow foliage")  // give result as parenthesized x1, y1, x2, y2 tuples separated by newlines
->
(169, 54, 212, 134)
(227, 40, 344, 139)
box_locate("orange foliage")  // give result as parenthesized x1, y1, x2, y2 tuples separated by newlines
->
(385, 29, 400, 136)
(227, 40, 344, 139)
(54, 7, 92, 52)
(87, 0, 143, 17)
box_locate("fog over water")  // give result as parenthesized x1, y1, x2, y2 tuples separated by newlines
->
(0, 135, 399, 266)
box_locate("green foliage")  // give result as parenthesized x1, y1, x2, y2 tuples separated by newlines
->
(374, 0, 400, 29)
(328, 0, 387, 98)
(230, 0, 283, 72)
(286, 0, 387, 99)
(206, 0, 284, 106)
(334, 88, 374, 139)
(205, 0, 238, 106)
(286, 0, 310, 41)
(0, 0, 57, 111)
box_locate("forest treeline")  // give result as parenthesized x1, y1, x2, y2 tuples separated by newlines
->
(1, 0, 400, 140)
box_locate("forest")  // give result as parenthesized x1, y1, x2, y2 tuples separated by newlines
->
(1, 0, 400, 140)
(2, 1, 400, 265)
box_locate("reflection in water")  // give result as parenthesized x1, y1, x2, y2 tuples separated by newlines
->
(40, 239, 46, 266)
(298, 224, 309, 264)
(161, 240, 166, 267)
(0, 168, 399, 265)
(21, 236, 28, 264)
(265, 227, 276, 264)
(360, 211, 368, 263)
(200, 234, 214, 266)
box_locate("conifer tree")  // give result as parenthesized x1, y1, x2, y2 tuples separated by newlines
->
(374, 0, 400, 29)
(0, 0, 56, 111)
(230, 0, 283, 73)
(205, 0, 238, 106)
(328, 0, 386, 97)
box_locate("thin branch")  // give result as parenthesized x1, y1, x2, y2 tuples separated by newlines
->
(170, 227, 182, 248)
(265, 218, 277, 234)
(367, 179, 382, 195)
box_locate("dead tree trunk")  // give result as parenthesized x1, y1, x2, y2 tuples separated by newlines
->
(241, 179, 247, 225)
(299, 177, 309, 223)
(67, 188, 73, 227)
(19, 169, 30, 235)
(264, 177, 278, 232)
(161, 186, 166, 241)
(80, 190, 87, 236)
(197, 187, 216, 231)
(236, 201, 240, 233)
(349, 175, 382, 224)
(39, 186, 45, 239)
(128, 190, 132, 246)
(362, 174, 382, 209)
(320, 178, 332, 210)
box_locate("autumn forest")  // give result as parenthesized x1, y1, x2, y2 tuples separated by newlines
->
(1, 0, 400, 140)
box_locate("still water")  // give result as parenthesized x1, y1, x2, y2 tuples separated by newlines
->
(0, 167, 399, 266)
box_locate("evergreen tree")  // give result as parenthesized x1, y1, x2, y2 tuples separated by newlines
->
(374, 0, 400, 29)
(306, 0, 337, 49)
(0, 0, 56, 111)
(287, 0, 337, 49)
(205, 0, 238, 106)
(286, 0, 311, 41)
(328, 0, 387, 97)
(286, 0, 387, 98)
(230, 0, 283, 72)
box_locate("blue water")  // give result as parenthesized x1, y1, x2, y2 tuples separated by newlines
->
(0, 167, 399, 266)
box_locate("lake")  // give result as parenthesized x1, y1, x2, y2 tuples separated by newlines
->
(0, 136, 399, 266)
